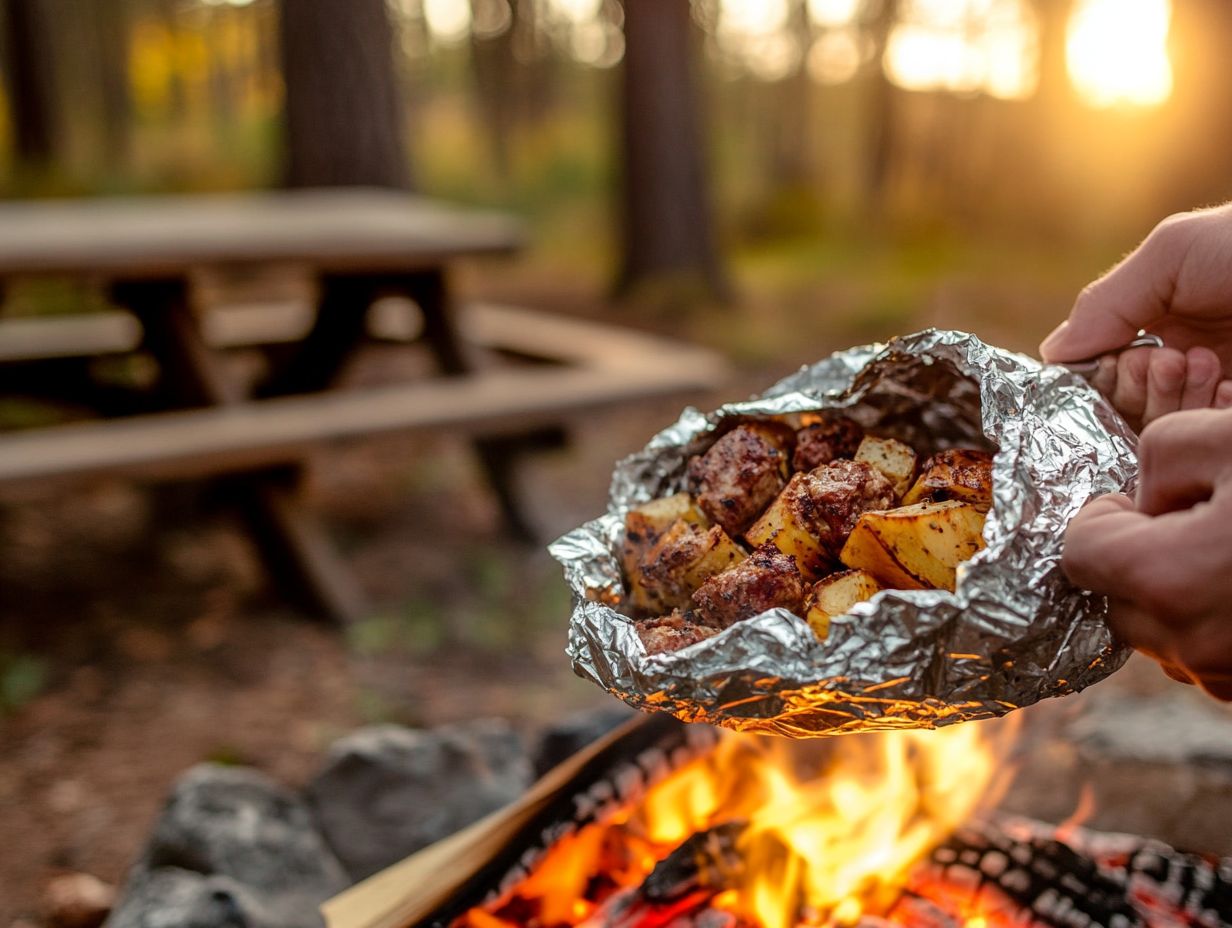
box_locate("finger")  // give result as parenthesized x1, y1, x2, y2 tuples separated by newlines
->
(1135, 409, 1232, 515)
(1141, 347, 1187, 425)
(1040, 215, 1196, 362)
(1172, 617, 1232, 701)
(1088, 353, 1118, 399)
(1216, 381, 1232, 409)
(1110, 348, 1151, 425)
(1104, 596, 1174, 660)
(1061, 494, 1145, 594)
(1181, 346, 1221, 410)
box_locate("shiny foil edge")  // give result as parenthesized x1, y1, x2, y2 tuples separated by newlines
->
(549, 328, 1138, 737)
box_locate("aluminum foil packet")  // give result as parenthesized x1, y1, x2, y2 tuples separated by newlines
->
(549, 329, 1138, 737)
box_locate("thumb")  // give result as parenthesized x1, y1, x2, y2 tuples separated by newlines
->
(1040, 218, 1191, 362)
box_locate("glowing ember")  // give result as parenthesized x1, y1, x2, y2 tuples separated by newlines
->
(459, 719, 1019, 928)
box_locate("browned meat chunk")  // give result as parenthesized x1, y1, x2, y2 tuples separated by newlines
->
(638, 521, 746, 613)
(687, 422, 794, 536)
(692, 545, 805, 628)
(793, 415, 864, 472)
(635, 611, 720, 655)
(747, 459, 897, 575)
(801, 459, 897, 556)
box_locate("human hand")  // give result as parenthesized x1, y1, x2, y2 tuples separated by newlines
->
(1062, 408, 1232, 699)
(1040, 204, 1232, 431)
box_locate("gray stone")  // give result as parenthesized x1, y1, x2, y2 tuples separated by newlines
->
(104, 868, 324, 928)
(999, 658, 1232, 856)
(533, 705, 636, 777)
(306, 719, 533, 881)
(140, 764, 349, 899)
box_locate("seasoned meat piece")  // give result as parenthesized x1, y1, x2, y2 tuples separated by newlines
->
(636, 610, 720, 655)
(692, 545, 805, 628)
(638, 520, 746, 612)
(793, 415, 863, 472)
(687, 422, 794, 536)
(746, 459, 896, 575)
(797, 459, 897, 556)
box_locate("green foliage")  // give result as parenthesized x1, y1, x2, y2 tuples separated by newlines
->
(204, 744, 250, 766)
(0, 652, 48, 715)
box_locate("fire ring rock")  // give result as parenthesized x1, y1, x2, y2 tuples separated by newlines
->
(305, 719, 534, 882)
(105, 765, 348, 928)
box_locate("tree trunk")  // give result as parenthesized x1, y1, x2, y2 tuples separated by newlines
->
(1, 0, 58, 167)
(768, 0, 814, 189)
(279, 0, 410, 188)
(469, 0, 518, 178)
(863, 0, 900, 214)
(94, 0, 130, 167)
(614, 0, 727, 299)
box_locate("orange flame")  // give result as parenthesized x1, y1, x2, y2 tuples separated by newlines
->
(464, 717, 1020, 928)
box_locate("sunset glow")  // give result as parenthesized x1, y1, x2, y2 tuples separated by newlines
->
(410, 0, 1177, 109)
(884, 0, 1037, 100)
(1067, 0, 1173, 108)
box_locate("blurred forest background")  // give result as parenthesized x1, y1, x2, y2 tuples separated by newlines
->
(4, 0, 1232, 920)
(4, 0, 1232, 312)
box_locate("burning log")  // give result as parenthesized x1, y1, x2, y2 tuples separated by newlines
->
(584, 822, 749, 928)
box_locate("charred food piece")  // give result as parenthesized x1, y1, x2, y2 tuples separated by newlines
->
(901, 448, 995, 511)
(746, 459, 896, 578)
(687, 422, 795, 537)
(636, 610, 720, 655)
(692, 544, 805, 628)
(621, 494, 709, 614)
(793, 414, 864, 472)
(638, 520, 746, 613)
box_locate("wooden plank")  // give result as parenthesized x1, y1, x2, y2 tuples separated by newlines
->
(0, 303, 643, 366)
(0, 189, 524, 279)
(0, 345, 724, 490)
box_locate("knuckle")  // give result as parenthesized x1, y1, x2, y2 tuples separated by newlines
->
(1148, 211, 1198, 249)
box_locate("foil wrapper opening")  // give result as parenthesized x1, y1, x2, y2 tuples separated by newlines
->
(549, 329, 1138, 737)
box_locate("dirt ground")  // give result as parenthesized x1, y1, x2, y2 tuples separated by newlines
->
(0, 255, 1172, 925)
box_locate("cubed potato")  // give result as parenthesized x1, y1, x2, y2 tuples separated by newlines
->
(621, 494, 709, 614)
(854, 436, 918, 499)
(804, 569, 883, 640)
(744, 474, 831, 579)
(839, 500, 986, 592)
(635, 520, 746, 613)
(901, 449, 995, 511)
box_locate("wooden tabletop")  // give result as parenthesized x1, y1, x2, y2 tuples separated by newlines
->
(0, 188, 525, 279)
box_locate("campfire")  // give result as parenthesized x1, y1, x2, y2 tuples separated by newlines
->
(456, 720, 1018, 928)
(323, 714, 1232, 928)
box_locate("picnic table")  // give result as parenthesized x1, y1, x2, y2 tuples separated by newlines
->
(0, 188, 725, 622)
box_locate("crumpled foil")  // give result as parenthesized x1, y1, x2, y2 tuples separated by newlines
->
(549, 329, 1139, 737)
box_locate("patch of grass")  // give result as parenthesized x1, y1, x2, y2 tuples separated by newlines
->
(0, 653, 49, 715)
(348, 603, 447, 658)
(204, 744, 250, 767)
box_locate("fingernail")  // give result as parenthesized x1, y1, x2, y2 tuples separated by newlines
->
(1217, 382, 1232, 408)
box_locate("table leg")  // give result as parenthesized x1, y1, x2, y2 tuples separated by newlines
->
(256, 275, 375, 397)
(399, 268, 560, 542)
(112, 277, 367, 625)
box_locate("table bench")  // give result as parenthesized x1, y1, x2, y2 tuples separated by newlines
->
(0, 190, 725, 622)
